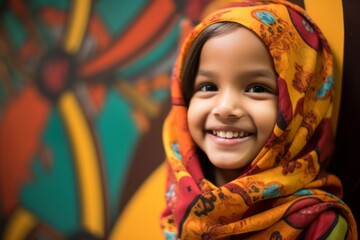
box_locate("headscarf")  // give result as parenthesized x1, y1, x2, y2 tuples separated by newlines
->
(160, 0, 357, 239)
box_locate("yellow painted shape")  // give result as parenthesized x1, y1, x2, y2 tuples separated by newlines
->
(109, 163, 166, 240)
(3, 208, 37, 240)
(59, 91, 104, 237)
(304, 0, 344, 134)
(63, 0, 92, 54)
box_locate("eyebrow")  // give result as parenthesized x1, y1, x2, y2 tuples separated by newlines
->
(197, 69, 214, 77)
(197, 68, 276, 79)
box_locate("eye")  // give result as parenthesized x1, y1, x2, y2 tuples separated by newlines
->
(197, 83, 218, 92)
(247, 85, 272, 93)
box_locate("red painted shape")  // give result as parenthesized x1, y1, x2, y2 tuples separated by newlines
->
(0, 85, 50, 216)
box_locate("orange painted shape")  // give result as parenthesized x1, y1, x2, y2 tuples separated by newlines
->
(80, 0, 175, 77)
(39, 8, 67, 26)
(152, 74, 170, 89)
(135, 78, 150, 96)
(86, 83, 107, 111)
(132, 109, 150, 134)
(179, 18, 194, 47)
(0, 85, 50, 216)
(88, 15, 111, 51)
(19, 41, 39, 62)
(9, 0, 31, 23)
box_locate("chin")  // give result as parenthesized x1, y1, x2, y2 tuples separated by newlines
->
(210, 160, 247, 170)
(208, 155, 249, 170)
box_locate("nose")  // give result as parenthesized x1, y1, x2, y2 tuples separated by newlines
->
(212, 90, 244, 120)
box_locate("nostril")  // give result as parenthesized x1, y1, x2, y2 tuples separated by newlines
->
(214, 112, 239, 120)
(213, 100, 243, 119)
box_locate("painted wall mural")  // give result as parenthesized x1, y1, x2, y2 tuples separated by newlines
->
(0, 0, 359, 239)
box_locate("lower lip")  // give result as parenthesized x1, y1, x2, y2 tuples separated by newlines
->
(208, 133, 251, 146)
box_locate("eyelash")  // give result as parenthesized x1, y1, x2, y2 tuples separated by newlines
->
(196, 83, 273, 93)
(247, 85, 272, 93)
(197, 83, 217, 92)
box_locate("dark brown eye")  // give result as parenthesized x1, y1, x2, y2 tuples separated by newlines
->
(247, 85, 270, 93)
(198, 83, 218, 92)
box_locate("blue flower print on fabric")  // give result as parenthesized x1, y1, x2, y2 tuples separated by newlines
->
(171, 142, 182, 160)
(255, 11, 276, 25)
(262, 184, 281, 198)
(326, 192, 345, 204)
(164, 230, 177, 240)
(317, 75, 333, 98)
(302, 19, 314, 33)
(166, 183, 176, 201)
(294, 189, 313, 196)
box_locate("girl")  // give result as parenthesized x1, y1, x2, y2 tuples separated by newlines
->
(161, 0, 357, 239)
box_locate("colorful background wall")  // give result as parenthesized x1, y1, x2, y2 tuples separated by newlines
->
(0, 0, 359, 239)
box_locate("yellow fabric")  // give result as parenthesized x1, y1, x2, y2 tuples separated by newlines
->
(304, 0, 345, 133)
(160, 1, 357, 239)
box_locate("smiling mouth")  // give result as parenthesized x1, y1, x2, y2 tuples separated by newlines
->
(211, 130, 251, 139)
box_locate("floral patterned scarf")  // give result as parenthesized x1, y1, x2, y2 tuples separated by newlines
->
(160, 0, 357, 239)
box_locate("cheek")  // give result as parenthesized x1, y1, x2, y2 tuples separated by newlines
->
(253, 102, 278, 135)
(187, 104, 198, 134)
(187, 101, 206, 135)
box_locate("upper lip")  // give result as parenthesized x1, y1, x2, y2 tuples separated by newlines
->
(207, 126, 252, 132)
(207, 126, 249, 132)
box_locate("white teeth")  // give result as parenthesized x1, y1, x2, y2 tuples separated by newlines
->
(225, 132, 232, 138)
(212, 130, 249, 139)
(219, 131, 226, 138)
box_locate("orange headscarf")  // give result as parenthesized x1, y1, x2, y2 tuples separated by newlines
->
(161, 1, 357, 239)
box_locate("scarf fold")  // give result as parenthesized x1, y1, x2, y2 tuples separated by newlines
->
(161, 1, 357, 239)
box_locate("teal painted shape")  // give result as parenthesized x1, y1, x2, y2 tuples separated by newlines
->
(20, 108, 80, 235)
(262, 184, 281, 198)
(28, 0, 70, 48)
(2, 12, 26, 50)
(0, 81, 5, 105)
(152, 89, 169, 101)
(0, 70, 23, 105)
(30, 9, 56, 50)
(1, 3, 63, 73)
(95, 0, 148, 36)
(28, 0, 70, 10)
(97, 89, 139, 222)
(119, 20, 181, 78)
(27, 0, 75, 49)
(33, 16, 54, 49)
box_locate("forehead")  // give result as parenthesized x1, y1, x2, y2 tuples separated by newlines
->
(199, 27, 274, 71)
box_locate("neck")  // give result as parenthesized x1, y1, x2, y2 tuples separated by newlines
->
(214, 167, 243, 186)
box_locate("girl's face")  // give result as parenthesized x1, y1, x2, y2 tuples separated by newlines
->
(187, 27, 278, 175)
